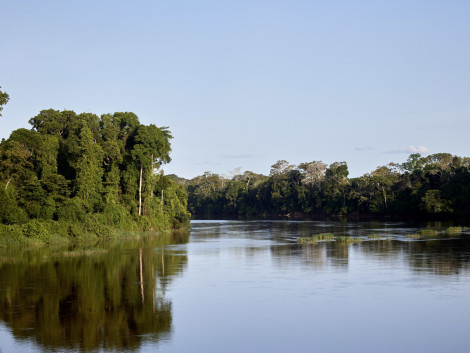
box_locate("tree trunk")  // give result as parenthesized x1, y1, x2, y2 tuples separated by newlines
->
(5, 177, 11, 191)
(139, 164, 143, 216)
(382, 186, 388, 209)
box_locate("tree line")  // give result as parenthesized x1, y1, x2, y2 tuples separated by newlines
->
(176, 154, 470, 219)
(0, 108, 190, 242)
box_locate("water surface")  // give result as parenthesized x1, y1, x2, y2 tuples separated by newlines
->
(0, 220, 469, 352)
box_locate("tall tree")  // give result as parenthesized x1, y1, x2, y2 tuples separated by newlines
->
(131, 124, 172, 216)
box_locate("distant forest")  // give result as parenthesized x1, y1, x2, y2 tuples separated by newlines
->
(0, 108, 190, 242)
(175, 154, 470, 219)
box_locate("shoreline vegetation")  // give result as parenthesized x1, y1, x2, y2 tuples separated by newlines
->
(0, 109, 190, 247)
(175, 154, 470, 220)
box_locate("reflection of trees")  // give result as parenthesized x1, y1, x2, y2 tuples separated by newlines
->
(406, 239, 470, 275)
(0, 231, 189, 351)
(272, 237, 470, 276)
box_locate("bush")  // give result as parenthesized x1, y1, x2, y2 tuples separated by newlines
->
(83, 215, 113, 239)
(57, 198, 86, 222)
(21, 220, 51, 243)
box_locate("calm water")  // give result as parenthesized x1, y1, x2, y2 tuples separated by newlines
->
(1, 220, 470, 353)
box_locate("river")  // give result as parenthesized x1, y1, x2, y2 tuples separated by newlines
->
(0, 219, 469, 352)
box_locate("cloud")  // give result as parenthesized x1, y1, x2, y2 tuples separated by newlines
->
(383, 145, 430, 154)
(406, 145, 430, 154)
(355, 146, 373, 151)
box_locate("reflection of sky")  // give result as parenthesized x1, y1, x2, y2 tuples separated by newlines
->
(155, 220, 470, 353)
(1, 220, 470, 352)
(0, 322, 38, 353)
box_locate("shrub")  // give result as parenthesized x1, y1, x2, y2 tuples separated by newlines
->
(21, 220, 51, 243)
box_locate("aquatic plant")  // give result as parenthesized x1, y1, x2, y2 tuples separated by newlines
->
(406, 233, 421, 239)
(297, 233, 335, 244)
(446, 226, 462, 234)
(368, 234, 383, 239)
(335, 236, 362, 243)
(417, 229, 439, 237)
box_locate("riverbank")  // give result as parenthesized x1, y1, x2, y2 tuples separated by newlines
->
(0, 216, 191, 248)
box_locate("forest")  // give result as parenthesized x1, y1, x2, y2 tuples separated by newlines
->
(0, 107, 190, 244)
(178, 154, 470, 219)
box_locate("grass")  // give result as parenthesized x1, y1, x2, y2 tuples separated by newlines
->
(417, 229, 439, 237)
(335, 236, 362, 244)
(405, 227, 462, 239)
(406, 233, 421, 239)
(405, 229, 439, 239)
(297, 233, 335, 244)
(368, 234, 383, 239)
(446, 226, 463, 234)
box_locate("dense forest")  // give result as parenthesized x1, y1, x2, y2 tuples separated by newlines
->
(177, 154, 470, 219)
(0, 105, 190, 244)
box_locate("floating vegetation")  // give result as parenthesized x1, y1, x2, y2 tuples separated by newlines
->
(313, 233, 335, 240)
(417, 229, 439, 237)
(368, 234, 384, 240)
(446, 226, 462, 234)
(406, 233, 421, 239)
(297, 233, 335, 244)
(335, 236, 362, 244)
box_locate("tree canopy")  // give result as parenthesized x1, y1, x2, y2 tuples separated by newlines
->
(182, 153, 470, 219)
(0, 109, 190, 243)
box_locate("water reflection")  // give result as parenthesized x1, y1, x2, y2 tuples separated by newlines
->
(1, 221, 470, 352)
(274, 237, 470, 276)
(0, 231, 189, 352)
(191, 220, 470, 277)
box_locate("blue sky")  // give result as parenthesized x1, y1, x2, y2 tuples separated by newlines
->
(1, 0, 469, 178)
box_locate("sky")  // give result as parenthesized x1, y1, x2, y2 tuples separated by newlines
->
(1, 0, 469, 179)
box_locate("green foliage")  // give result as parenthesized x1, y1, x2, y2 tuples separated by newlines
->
(184, 152, 470, 218)
(336, 236, 362, 243)
(21, 220, 51, 243)
(0, 86, 9, 117)
(420, 190, 453, 214)
(446, 226, 462, 234)
(0, 109, 189, 246)
(417, 229, 439, 237)
(297, 233, 335, 244)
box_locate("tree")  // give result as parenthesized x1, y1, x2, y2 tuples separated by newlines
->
(0, 86, 9, 117)
(298, 161, 327, 190)
(270, 160, 294, 176)
(131, 124, 172, 216)
(420, 189, 452, 214)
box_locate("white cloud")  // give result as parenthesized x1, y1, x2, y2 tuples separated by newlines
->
(406, 145, 430, 154)
(384, 145, 430, 154)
